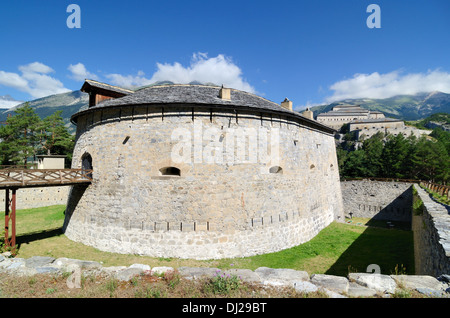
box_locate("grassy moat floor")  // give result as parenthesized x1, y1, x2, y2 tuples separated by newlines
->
(1, 205, 416, 298)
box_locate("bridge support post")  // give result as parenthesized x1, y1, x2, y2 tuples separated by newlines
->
(4, 188, 17, 250)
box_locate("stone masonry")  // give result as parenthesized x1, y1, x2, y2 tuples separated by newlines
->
(412, 184, 450, 277)
(340, 180, 412, 222)
(63, 84, 344, 260)
(0, 187, 69, 212)
(1, 255, 449, 298)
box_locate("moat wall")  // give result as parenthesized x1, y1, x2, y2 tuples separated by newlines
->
(340, 180, 450, 276)
(0, 187, 69, 212)
(412, 184, 450, 277)
(340, 180, 413, 222)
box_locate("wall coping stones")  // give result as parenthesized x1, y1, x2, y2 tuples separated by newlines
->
(348, 273, 397, 294)
(1, 255, 449, 297)
(413, 185, 450, 274)
(310, 273, 349, 294)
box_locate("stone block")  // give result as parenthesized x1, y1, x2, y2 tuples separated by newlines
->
(310, 274, 349, 293)
(294, 281, 319, 293)
(391, 275, 446, 291)
(255, 267, 309, 286)
(25, 256, 56, 268)
(348, 273, 397, 294)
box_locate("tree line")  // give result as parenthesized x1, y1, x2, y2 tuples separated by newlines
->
(337, 127, 450, 184)
(0, 103, 74, 167)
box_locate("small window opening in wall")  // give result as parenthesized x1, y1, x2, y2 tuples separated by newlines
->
(81, 152, 93, 178)
(159, 167, 181, 176)
(269, 166, 283, 174)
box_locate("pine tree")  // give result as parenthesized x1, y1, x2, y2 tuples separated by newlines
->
(361, 131, 384, 177)
(38, 110, 74, 162)
(0, 103, 41, 166)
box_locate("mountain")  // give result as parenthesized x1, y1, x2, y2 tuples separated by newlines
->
(0, 94, 23, 108)
(0, 81, 221, 133)
(0, 90, 88, 133)
(415, 112, 450, 132)
(1, 87, 449, 134)
(311, 91, 450, 121)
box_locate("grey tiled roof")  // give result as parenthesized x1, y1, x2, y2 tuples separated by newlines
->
(317, 112, 368, 117)
(81, 79, 134, 96)
(95, 84, 283, 111)
(72, 84, 335, 134)
(350, 118, 402, 124)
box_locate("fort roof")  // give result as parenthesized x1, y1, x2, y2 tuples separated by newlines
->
(81, 79, 134, 96)
(317, 112, 369, 117)
(349, 118, 402, 124)
(73, 81, 336, 134)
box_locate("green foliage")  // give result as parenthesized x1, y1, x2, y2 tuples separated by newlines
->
(0, 104, 74, 166)
(337, 128, 450, 183)
(412, 187, 424, 216)
(0, 230, 5, 253)
(0, 103, 41, 165)
(206, 270, 242, 295)
(38, 110, 75, 161)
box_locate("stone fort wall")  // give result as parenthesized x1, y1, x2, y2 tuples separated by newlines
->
(340, 180, 413, 222)
(412, 184, 450, 277)
(0, 187, 69, 212)
(63, 106, 344, 260)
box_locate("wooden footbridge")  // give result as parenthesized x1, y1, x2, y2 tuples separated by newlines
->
(1, 168, 92, 249)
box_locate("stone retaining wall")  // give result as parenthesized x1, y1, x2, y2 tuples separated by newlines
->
(1, 255, 449, 298)
(412, 184, 450, 277)
(340, 180, 413, 222)
(0, 187, 69, 211)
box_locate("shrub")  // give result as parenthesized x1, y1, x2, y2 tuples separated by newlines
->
(206, 270, 242, 295)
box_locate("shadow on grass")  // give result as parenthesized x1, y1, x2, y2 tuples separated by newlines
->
(325, 222, 414, 277)
(15, 227, 63, 249)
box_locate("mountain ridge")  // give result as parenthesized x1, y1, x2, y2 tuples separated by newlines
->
(310, 91, 450, 121)
(1, 86, 449, 133)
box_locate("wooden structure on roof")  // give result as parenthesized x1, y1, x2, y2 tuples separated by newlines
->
(81, 79, 134, 107)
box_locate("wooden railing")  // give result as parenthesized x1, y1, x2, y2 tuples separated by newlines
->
(419, 181, 450, 199)
(0, 169, 93, 189)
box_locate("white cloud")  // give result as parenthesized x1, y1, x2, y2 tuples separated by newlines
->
(0, 99, 23, 109)
(0, 62, 70, 100)
(326, 69, 450, 102)
(105, 70, 152, 88)
(68, 63, 99, 81)
(19, 62, 54, 75)
(106, 53, 255, 93)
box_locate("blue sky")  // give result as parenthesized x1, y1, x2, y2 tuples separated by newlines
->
(0, 0, 449, 110)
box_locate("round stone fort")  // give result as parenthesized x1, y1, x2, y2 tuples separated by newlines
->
(63, 80, 344, 260)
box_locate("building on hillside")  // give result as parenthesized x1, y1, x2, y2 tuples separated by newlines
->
(63, 79, 344, 260)
(349, 118, 432, 140)
(317, 104, 431, 140)
(316, 104, 385, 130)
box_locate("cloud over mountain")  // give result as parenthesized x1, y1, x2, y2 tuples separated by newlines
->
(0, 62, 70, 99)
(326, 69, 450, 102)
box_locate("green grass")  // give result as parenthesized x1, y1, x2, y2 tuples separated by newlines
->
(3, 205, 415, 277)
(422, 186, 450, 206)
